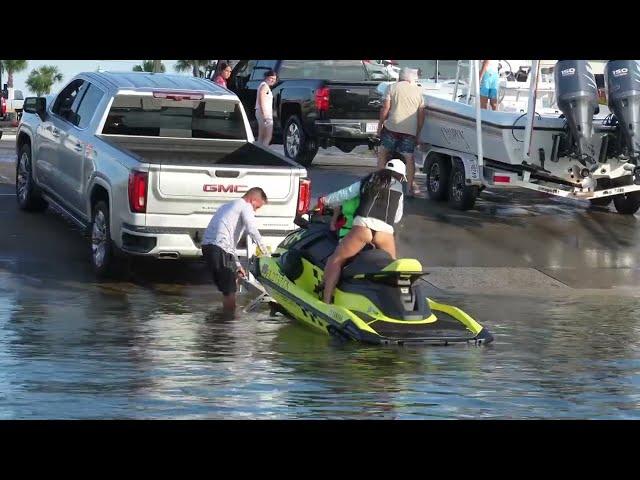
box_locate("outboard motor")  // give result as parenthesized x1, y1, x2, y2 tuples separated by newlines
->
(605, 60, 640, 164)
(554, 60, 599, 167)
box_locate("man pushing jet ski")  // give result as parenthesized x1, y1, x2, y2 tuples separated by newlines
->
(202, 187, 270, 312)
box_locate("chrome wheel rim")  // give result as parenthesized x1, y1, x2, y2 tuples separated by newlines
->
(92, 210, 107, 268)
(286, 122, 300, 158)
(17, 152, 30, 203)
(429, 162, 440, 192)
(452, 170, 464, 202)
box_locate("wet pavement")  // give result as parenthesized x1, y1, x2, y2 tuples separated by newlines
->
(1, 138, 640, 418)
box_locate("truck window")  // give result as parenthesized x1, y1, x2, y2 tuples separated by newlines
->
(52, 80, 85, 120)
(102, 95, 247, 140)
(231, 60, 257, 89)
(74, 83, 105, 128)
(250, 60, 278, 80)
(279, 60, 368, 82)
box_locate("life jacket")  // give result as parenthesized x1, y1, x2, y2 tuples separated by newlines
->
(355, 176, 402, 225)
(338, 196, 360, 238)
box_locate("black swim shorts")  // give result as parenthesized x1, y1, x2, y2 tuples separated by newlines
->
(202, 244, 238, 296)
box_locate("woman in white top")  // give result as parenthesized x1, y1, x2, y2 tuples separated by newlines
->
(256, 69, 278, 146)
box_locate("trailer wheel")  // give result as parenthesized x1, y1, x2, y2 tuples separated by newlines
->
(448, 161, 478, 211)
(425, 155, 450, 201)
(613, 192, 640, 215)
(589, 179, 613, 207)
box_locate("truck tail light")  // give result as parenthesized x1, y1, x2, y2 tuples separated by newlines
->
(315, 87, 330, 112)
(128, 171, 148, 213)
(1, 97, 5, 116)
(152, 91, 204, 101)
(297, 178, 311, 215)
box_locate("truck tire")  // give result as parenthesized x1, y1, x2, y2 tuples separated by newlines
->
(613, 192, 640, 215)
(284, 115, 318, 167)
(91, 200, 117, 278)
(425, 155, 451, 201)
(16, 143, 48, 212)
(448, 160, 478, 210)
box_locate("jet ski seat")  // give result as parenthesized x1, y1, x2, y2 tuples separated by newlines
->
(340, 250, 422, 278)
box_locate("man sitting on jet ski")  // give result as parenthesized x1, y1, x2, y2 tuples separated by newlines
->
(318, 159, 406, 304)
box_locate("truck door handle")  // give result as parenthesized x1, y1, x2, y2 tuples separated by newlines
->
(215, 170, 240, 178)
(51, 129, 60, 138)
(74, 143, 83, 152)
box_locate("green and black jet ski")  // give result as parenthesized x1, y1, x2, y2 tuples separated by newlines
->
(251, 212, 493, 346)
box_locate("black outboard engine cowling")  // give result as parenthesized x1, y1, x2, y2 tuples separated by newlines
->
(605, 60, 640, 163)
(554, 60, 599, 166)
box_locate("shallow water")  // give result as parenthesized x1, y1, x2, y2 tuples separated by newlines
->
(1, 269, 638, 419)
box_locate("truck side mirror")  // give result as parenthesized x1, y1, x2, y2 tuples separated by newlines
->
(23, 97, 47, 119)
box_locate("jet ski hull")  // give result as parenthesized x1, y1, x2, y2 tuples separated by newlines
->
(252, 226, 493, 346)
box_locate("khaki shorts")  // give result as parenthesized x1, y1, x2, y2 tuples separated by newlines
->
(353, 215, 394, 234)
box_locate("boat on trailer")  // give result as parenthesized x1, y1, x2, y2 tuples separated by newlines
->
(416, 60, 640, 214)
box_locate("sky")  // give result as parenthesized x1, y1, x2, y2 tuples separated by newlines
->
(7, 60, 188, 95)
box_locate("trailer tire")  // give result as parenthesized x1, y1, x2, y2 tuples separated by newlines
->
(613, 192, 640, 215)
(425, 155, 450, 201)
(448, 160, 478, 211)
(589, 179, 613, 207)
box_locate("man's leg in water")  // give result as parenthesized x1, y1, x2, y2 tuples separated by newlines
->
(222, 293, 236, 311)
(323, 226, 371, 303)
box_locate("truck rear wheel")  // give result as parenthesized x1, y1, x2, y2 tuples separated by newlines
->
(613, 192, 640, 215)
(16, 143, 48, 212)
(91, 200, 117, 278)
(425, 155, 451, 201)
(448, 160, 478, 210)
(284, 115, 318, 167)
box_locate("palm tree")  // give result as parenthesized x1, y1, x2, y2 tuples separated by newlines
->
(25, 66, 63, 96)
(133, 60, 165, 73)
(174, 60, 213, 77)
(1, 60, 28, 88)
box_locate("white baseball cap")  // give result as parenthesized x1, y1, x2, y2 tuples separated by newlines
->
(385, 159, 407, 181)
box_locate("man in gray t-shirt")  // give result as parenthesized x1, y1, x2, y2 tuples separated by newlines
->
(201, 187, 269, 311)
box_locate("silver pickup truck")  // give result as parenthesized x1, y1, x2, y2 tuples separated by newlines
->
(16, 72, 310, 276)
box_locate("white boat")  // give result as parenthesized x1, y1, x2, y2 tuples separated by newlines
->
(416, 60, 640, 214)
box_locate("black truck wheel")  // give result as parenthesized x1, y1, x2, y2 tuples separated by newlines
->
(284, 115, 319, 167)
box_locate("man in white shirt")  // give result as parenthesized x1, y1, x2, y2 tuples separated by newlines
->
(201, 187, 269, 311)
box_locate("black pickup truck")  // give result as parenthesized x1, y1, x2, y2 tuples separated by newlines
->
(223, 60, 389, 166)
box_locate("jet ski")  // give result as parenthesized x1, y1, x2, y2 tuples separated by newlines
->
(250, 210, 493, 346)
